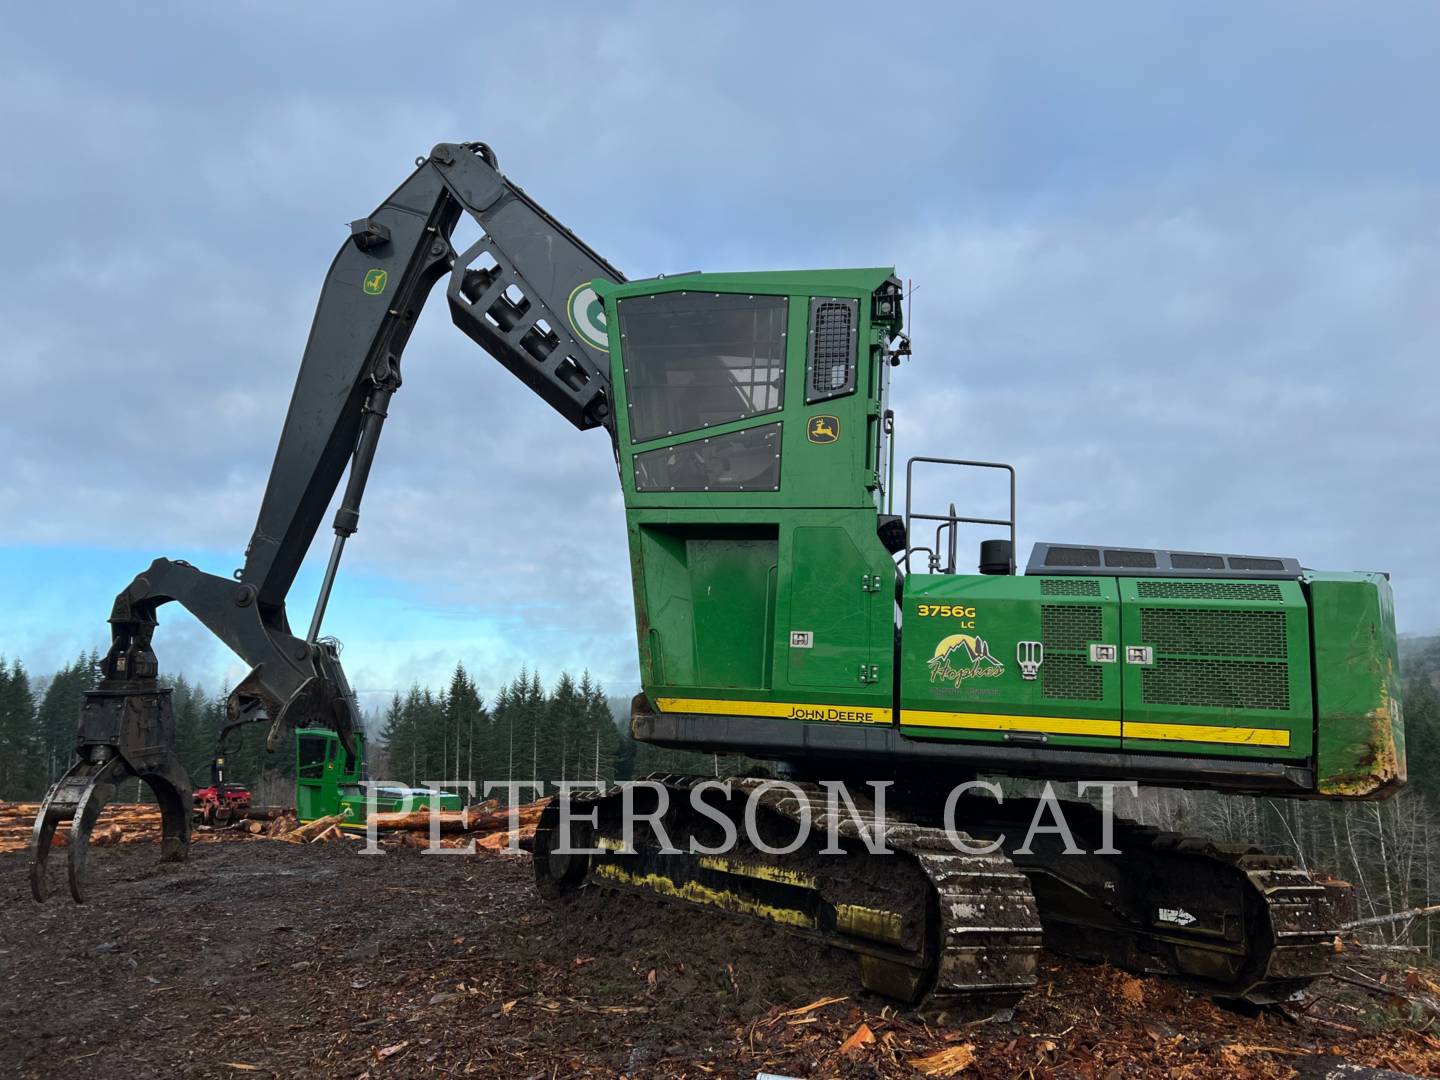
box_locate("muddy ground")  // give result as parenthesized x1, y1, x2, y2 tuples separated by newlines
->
(1, 838, 1437, 1079)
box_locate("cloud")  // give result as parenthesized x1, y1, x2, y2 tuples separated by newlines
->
(3, 3, 1438, 703)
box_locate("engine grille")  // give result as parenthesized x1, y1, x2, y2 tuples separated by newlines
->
(1136, 580, 1284, 602)
(1043, 654, 1103, 702)
(1041, 605, 1102, 650)
(1041, 604, 1104, 701)
(1139, 608, 1287, 658)
(1141, 659, 1291, 711)
(1040, 578, 1101, 597)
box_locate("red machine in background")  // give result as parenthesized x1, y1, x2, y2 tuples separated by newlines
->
(191, 720, 253, 828)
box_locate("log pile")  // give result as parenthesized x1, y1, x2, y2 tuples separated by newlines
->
(0, 797, 551, 854)
(0, 801, 305, 853)
(281, 810, 353, 843)
(375, 798, 549, 853)
(0, 801, 169, 854)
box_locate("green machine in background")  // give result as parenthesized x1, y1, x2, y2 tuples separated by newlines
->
(294, 728, 462, 827)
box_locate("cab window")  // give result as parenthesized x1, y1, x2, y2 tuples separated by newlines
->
(619, 292, 787, 443)
(297, 735, 328, 779)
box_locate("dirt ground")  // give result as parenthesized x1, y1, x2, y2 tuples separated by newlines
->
(1, 837, 1438, 1079)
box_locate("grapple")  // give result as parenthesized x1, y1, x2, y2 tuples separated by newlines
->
(29, 559, 360, 903)
(29, 622, 191, 903)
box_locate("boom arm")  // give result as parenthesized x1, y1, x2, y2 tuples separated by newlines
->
(30, 143, 624, 902)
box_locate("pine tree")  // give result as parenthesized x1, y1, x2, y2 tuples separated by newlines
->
(546, 672, 581, 783)
(578, 671, 619, 785)
(525, 670, 547, 795)
(170, 676, 211, 784)
(445, 664, 486, 790)
(34, 654, 95, 786)
(0, 658, 41, 798)
(376, 693, 405, 781)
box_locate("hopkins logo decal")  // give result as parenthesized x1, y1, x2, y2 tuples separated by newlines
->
(362, 268, 388, 296)
(807, 415, 840, 443)
(928, 634, 1005, 687)
(567, 283, 609, 351)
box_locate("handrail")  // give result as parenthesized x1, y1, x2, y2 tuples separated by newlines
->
(903, 456, 1016, 575)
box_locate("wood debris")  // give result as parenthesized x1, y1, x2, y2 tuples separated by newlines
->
(839, 1021, 875, 1054)
(908, 1043, 977, 1075)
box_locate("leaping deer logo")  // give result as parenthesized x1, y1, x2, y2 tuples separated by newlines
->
(808, 415, 839, 443)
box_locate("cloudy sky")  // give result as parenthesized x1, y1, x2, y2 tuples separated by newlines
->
(2, 4, 1437, 709)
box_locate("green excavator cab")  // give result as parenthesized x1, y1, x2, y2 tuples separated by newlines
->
(294, 728, 463, 826)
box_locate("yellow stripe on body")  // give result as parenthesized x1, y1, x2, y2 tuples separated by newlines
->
(900, 710, 1121, 738)
(655, 697, 888, 724)
(656, 697, 1289, 747)
(1124, 722, 1291, 747)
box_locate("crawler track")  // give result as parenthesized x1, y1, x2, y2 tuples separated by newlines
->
(534, 776, 1042, 1008)
(954, 797, 1352, 1003)
(535, 782, 1351, 1009)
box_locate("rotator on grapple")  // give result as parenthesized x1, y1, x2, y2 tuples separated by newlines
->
(35, 141, 1404, 1013)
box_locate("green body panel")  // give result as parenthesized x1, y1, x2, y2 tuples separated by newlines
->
(1117, 578, 1312, 759)
(898, 575, 1318, 759)
(787, 525, 876, 688)
(899, 575, 1122, 750)
(629, 508, 893, 714)
(600, 267, 1405, 799)
(1309, 572, 1406, 797)
(633, 522, 779, 690)
(295, 728, 462, 825)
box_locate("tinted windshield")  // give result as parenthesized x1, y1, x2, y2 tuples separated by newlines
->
(619, 292, 787, 443)
(634, 423, 782, 493)
(297, 735, 328, 779)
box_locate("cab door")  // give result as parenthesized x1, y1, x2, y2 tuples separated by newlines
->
(785, 525, 880, 689)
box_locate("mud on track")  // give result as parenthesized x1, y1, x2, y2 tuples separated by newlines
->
(1, 840, 1437, 1079)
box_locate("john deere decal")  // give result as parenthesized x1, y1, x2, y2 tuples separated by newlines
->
(928, 634, 1005, 687)
(362, 268, 388, 296)
(807, 415, 840, 443)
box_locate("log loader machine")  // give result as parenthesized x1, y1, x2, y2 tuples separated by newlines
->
(191, 719, 254, 828)
(30, 142, 1406, 1010)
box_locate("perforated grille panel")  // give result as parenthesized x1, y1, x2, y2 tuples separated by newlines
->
(1105, 549, 1157, 568)
(1141, 659, 1291, 710)
(1041, 605, 1102, 649)
(1139, 608, 1287, 658)
(1136, 580, 1284, 602)
(1040, 578, 1101, 597)
(1041, 604, 1104, 701)
(1043, 654, 1103, 701)
(1170, 553, 1226, 571)
(806, 297, 857, 402)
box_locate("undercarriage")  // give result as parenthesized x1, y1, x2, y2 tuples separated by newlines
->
(534, 777, 1352, 1010)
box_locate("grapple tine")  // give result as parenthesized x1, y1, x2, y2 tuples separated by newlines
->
(29, 757, 125, 903)
(66, 758, 123, 904)
(28, 789, 67, 903)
